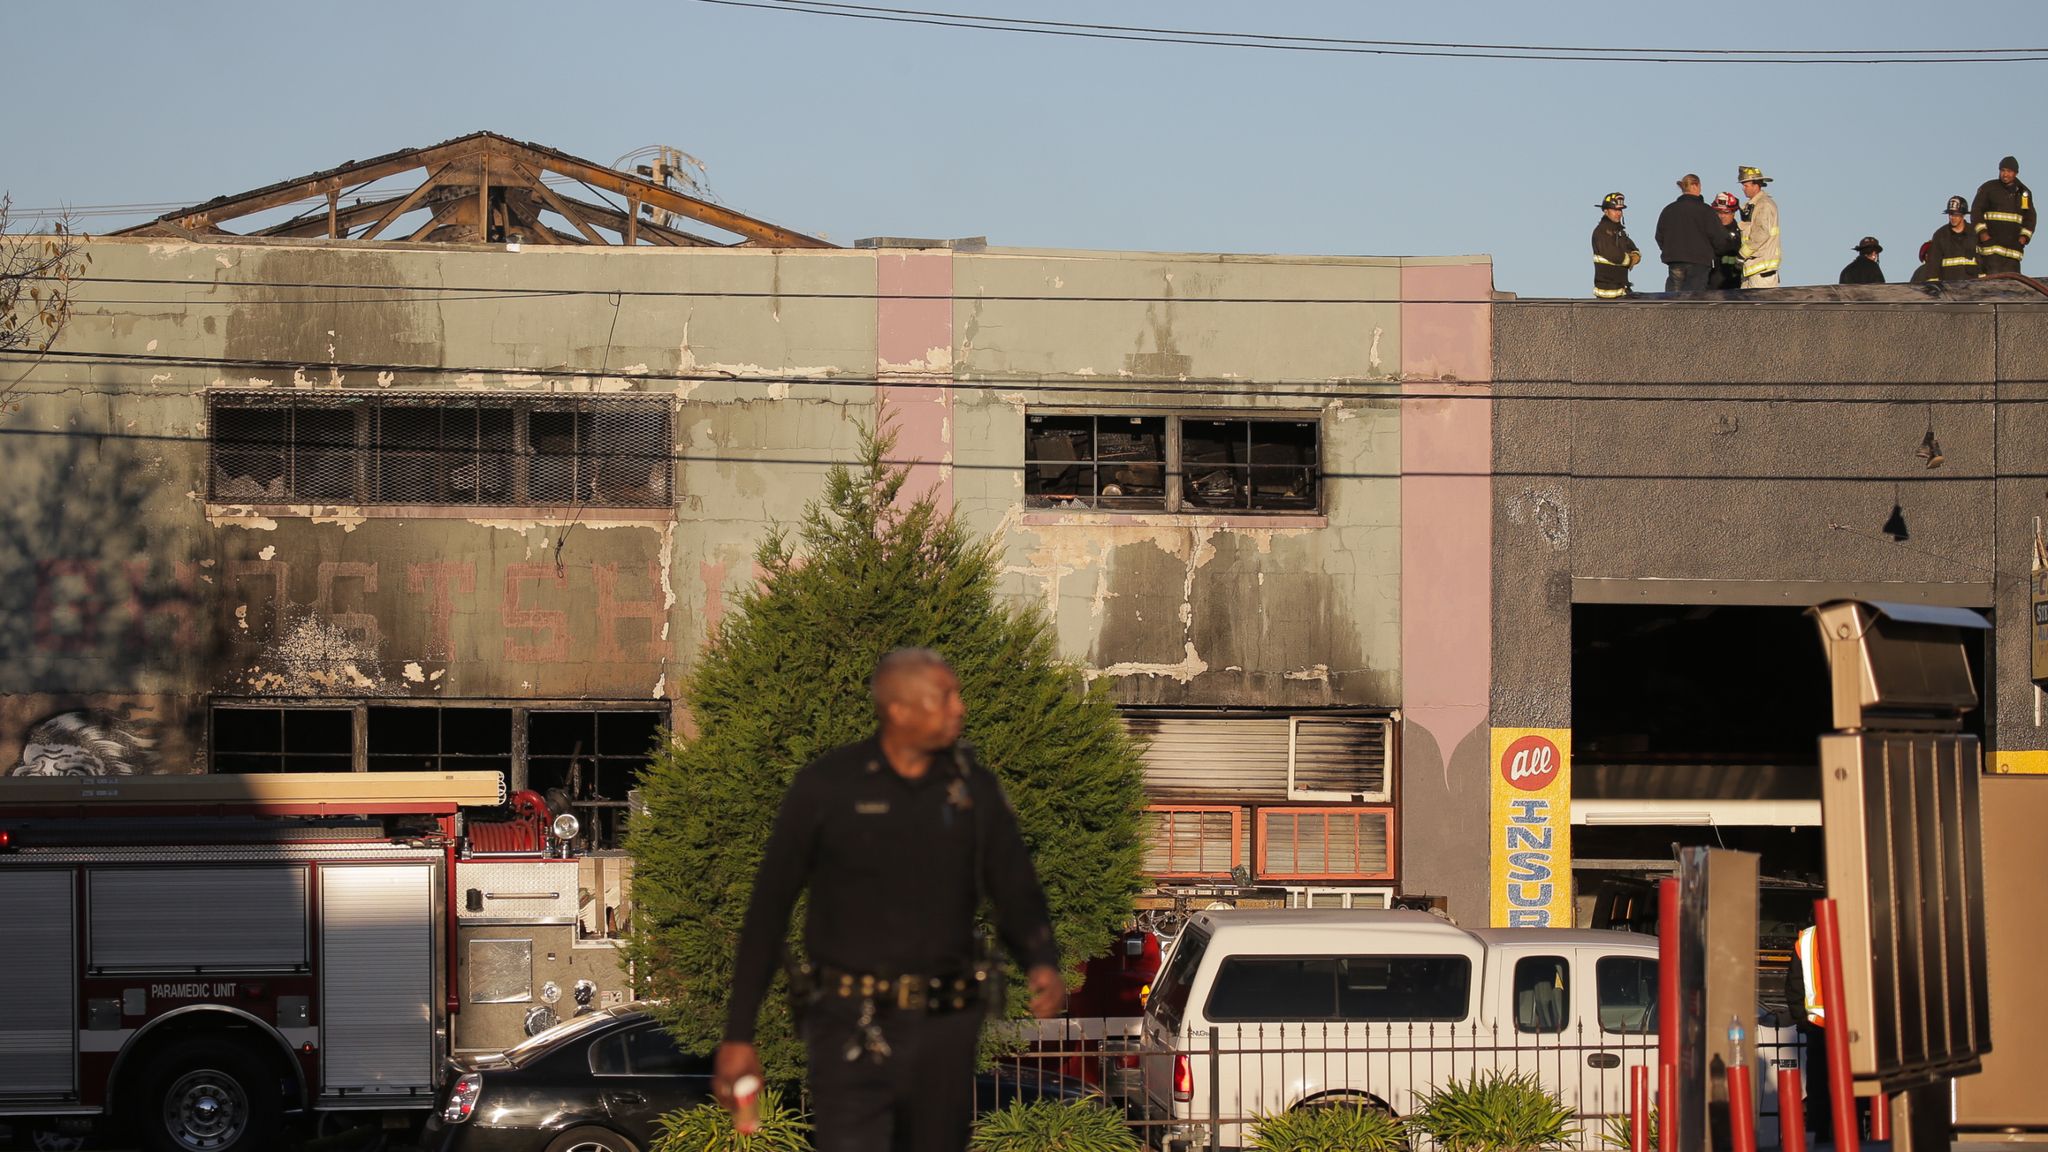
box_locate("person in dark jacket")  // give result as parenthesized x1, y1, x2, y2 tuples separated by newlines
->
(1971, 155, 2034, 275)
(1655, 174, 1728, 293)
(1929, 196, 1983, 281)
(1709, 192, 1745, 289)
(1839, 237, 1885, 285)
(714, 648, 1064, 1152)
(1910, 240, 1937, 284)
(1592, 192, 1640, 299)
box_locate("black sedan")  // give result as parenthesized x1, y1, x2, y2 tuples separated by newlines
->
(423, 1005, 1093, 1152)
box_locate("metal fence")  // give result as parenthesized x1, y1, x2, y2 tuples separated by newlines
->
(989, 1016, 1811, 1152)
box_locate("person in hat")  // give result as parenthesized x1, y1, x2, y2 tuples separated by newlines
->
(1928, 196, 1982, 281)
(1710, 193, 1746, 289)
(1839, 237, 1885, 285)
(1910, 240, 1938, 284)
(1970, 155, 2034, 275)
(1736, 166, 1781, 288)
(1656, 174, 1729, 293)
(1591, 192, 1640, 299)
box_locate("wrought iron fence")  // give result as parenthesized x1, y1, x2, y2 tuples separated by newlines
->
(981, 1016, 1810, 1152)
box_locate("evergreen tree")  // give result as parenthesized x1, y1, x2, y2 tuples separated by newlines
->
(627, 421, 1148, 1079)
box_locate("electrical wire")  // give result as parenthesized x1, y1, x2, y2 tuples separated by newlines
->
(690, 0, 2048, 64)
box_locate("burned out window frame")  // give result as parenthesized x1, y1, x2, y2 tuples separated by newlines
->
(1024, 409, 1322, 515)
(206, 391, 673, 509)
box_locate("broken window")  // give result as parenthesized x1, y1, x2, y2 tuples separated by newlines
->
(210, 706, 354, 774)
(367, 706, 513, 796)
(527, 710, 663, 851)
(1025, 411, 1319, 514)
(207, 393, 670, 508)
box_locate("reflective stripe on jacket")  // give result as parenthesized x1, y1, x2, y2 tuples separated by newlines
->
(1739, 191, 1781, 278)
(1592, 216, 1638, 298)
(1928, 224, 1982, 281)
(1972, 177, 2036, 262)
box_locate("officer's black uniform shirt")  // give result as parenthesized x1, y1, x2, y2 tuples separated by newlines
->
(1838, 255, 1885, 285)
(723, 736, 1059, 1043)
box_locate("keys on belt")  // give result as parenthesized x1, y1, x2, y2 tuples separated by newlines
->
(822, 967, 979, 1013)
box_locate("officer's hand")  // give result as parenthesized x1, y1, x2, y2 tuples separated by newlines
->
(1027, 965, 1066, 1019)
(712, 1041, 762, 1111)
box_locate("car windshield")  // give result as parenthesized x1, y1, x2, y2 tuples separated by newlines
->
(501, 1010, 625, 1064)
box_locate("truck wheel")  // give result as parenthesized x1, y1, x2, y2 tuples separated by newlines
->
(543, 1126, 637, 1152)
(138, 1041, 279, 1152)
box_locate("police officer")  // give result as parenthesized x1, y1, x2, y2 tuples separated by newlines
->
(1971, 155, 2035, 275)
(713, 648, 1064, 1152)
(1710, 193, 1745, 289)
(1929, 196, 1983, 281)
(1839, 237, 1884, 285)
(1736, 166, 1781, 288)
(1592, 192, 1640, 299)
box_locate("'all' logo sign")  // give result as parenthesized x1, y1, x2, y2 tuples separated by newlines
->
(1501, 734, 1560, 792)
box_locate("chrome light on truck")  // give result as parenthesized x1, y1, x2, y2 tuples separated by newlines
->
(443, 1072, 483, 1123)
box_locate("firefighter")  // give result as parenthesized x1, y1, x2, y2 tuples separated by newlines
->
(1839, 236, 1884, 285)
(1971, 155, 2034, 275)
(1911, 240, 1937, 284)
(714, 648, 1064, 1152)
(1592, 192, 1640, 299)
(1710, 192, 1745, 289)
(1737, 166, 1781, 288)
(1930, 196, 1983, 281)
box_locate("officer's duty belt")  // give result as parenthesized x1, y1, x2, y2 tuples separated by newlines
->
(816, 965, 985, 1013)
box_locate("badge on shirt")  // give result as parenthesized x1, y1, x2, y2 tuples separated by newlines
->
(855, 801, 889, 815)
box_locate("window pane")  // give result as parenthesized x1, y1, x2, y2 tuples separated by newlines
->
(1513, 956, 1570, 1034)
(213, 706, 353, 774)
(1146, 927, 1210, 1032)
(213, 708, 281, 754)
(292, 408, 358, 500)
(1597, 957, 1658, 1034)
(1206, 957, 1339, 1021)
(1336, 956, 1470, 1021)
(212, 407, 289, 500)
(441, 708, 512, 756)
(528, 410, 584, 503)
(586, 408, 671, 506)
(1248, 421, 1319, 511)
(623, 1022, 704, 1075)
(374, 402, 445, 502)
(588, 1034, 630, 1076)
(367, 707, 438, 759)
(474, 408, 516, 502)
(1180, 419, 1248, 510)
(1095, 416, 1166, 509)
(1024, 415, 1094, 507)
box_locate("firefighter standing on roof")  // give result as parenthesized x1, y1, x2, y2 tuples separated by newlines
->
(1591, 193, 1640, 299)
(1710, 193, 1745, 289)
(1930, 196, 1983, 281)
(1737, 166, 1781, 288)
(1971, 155, 2034, 275)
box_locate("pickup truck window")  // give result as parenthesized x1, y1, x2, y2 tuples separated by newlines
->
(1147, 928, 1211, 1033)
(1597, 956, 1658, 1034)
(1513, 956, 1570, 1034)
(1205, 955, 1470, 1022)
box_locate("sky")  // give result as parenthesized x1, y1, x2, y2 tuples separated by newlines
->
(3, 0, 2043, 299)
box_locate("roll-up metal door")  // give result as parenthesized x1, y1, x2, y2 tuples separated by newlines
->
(320, 864, 434, 1094)
(1127, 717, 1292, 799)
(1289, 718, 1392, 801)
(90, 867, 307, 971)
(0, 871, 76, 1097)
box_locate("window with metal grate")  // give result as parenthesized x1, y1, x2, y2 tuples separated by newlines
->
(208, 393, 671, 508)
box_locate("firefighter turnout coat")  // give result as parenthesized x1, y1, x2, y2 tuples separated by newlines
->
(1739, 190, 1781, 283)
(1928, 224, 1982, 281)
(1592, 216, 1640, 299)
(1972, 177, 2035, 269)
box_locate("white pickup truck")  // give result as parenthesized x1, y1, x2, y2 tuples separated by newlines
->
(1139, 909, 1798, 1150)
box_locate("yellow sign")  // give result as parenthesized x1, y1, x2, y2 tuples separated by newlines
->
(1489, 727, 1573, 927)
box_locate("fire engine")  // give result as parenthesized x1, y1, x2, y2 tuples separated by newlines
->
(0, 770, 628, 1152)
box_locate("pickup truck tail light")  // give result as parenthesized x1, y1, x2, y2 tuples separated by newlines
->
(1173, 1053, 1193, 1102)
(442, 1072, 482, 1123)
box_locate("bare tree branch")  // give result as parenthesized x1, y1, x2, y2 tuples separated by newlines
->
(0, 194, 92, 401)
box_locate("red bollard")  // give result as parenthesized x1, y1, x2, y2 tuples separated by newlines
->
(1813, 899, 1860, 1152)
(1868, 1092, 1890, 1142)
(1630, 1065, 1651, 1152)
(1658, 877, 1681, 1152)
(1779, 1067, 1807, 1152)
(1726, 1062, 1758, 1152)
(1659, 1062, 1679, 1152)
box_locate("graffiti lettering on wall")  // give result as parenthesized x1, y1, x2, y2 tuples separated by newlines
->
(10, 708, 161, 777)
(23, 558, 672, 673)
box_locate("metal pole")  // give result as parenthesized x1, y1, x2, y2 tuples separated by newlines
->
(1659, 877, 1682, 1151)
(1208, 1028, 1221, 1152)
(1726, 1063, 1757, 1152)
(1779, 1068, 1806, 1152)
(1813, 899, 1860, 1152)
(1631, 1065, 1651, 1152)
(1868, 1092, 1890, 1142)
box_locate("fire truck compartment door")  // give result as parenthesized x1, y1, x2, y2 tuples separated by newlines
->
(0, 870, 75, 1097)
(90, 866, 308, 970)
(320, 864, 434, 1094)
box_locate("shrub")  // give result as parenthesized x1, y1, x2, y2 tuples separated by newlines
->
(970, 1098, 1142, 1152)
(1248, 1101, 1409, 1152)
(1408, 1071, 1576, 1152)
(1598, 1103, 1656, 1150)
(651, 1089, 811, 1152)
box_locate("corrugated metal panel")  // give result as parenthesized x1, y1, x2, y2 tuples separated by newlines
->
(455, 861, 578, 923)
(90, 868, 307, 971)
(0, 871, 75, 1096)
(1290, 718, 1392, 801)
(22, 844, 442, 864)
(320, 864, 435, 1094)
(1128, 718, 1291, 799)
(1258, 808, 1395, 880)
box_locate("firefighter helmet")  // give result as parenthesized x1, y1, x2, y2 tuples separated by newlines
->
(1946, 195, 1970, 216)
(1853, 236, 1882, 254)
(1711, 192, 1740, 212)
(1738, 166, 1773, 186)
(1599, 192, 1628, 211)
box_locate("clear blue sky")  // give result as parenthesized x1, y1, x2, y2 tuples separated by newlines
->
(5, 0, 2042, 298)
